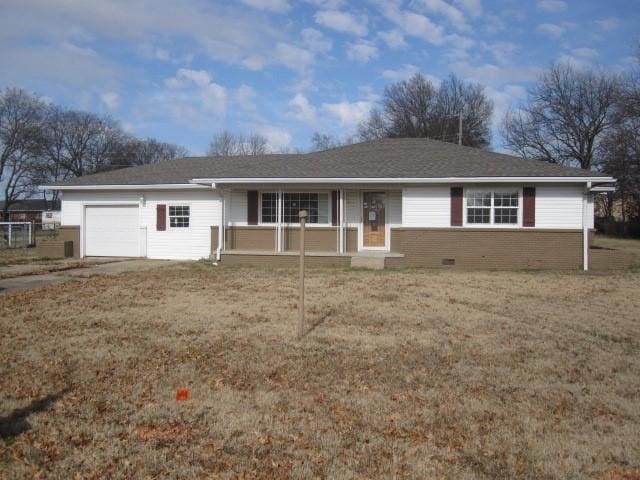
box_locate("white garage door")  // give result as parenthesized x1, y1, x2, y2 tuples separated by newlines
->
(85, 205, 140, 257)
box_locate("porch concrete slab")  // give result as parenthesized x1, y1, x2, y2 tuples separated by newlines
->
(351, 256, 385, 270)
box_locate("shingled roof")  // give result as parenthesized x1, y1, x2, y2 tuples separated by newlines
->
(46, 138, 607, 187)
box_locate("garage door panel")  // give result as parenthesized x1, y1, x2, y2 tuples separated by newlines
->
(85, 205, 140, 257)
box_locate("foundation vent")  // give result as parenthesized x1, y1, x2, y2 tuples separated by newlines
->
(442, 258, 455, 266)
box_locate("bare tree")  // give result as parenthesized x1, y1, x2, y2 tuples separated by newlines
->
(598, 49, 640, 227)
(309, 132, 356, 151)
(108, 138, 189, 168)
(502, 63, 620, 170)
(357, 73, 494, 148)
(0, 88, 46, 217)
(207, 130, 268, 156)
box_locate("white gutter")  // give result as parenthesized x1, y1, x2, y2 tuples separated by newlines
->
(583, 181, 592, 271)
(190, 176, 615, 185)
(41, 183, 209, 190)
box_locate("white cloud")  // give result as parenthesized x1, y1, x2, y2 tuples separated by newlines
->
(380, 3, 446, 45)
(235, 84, 257, 111)
(483, 41, 518, 63)
(346, 40, 378, 63)
(239, 0, 290, 13)
(314, 9, 368, 36)
(274, 42, 314, 71)
(0, 41, 120, 96)
(321, 100, 372, 129)
(450, 61, 541, 87)
(100, 92, 120, 111)
(417, 0, 469, 31)
(537, 0, 567, 12)
(445, 33, 474, 60)
(378, 30, 407, 49)
(453, 0, 482, 17)
(382, 63, 419, 81)
(0, 0, 311, 73)
(595, 17, 619, 31)
(161, 68, 227, 121)
(254, 125, 292, 151)
(537, 22, 575, 38)
(301, 28, 332, 53)
(485, 84, 527, 135)
(287, 93, 317, 124)
(558, 47, 598, 69)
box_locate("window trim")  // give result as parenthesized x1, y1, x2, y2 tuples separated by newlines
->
(168, 204, 191, 229)
(463, 188, 522, 228)
(258, 191, 333, 227)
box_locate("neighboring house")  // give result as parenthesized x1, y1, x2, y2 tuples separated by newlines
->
(42, 138, 615, 270)
(0, 199, 61, 224)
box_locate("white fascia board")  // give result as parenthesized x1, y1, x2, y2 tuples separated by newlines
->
(40, 183, 209, 191)
(191, 176, 615, 185)
(590, 185, 616, 192)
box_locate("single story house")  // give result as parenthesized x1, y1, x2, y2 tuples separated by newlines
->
(1, 199, 61, 224)
(43, 138, 615, 270)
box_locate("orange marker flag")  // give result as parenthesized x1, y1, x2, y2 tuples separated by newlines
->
(176, 388, 191, 401)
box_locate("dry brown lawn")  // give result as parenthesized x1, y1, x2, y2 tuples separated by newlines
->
(1, 262, 639, 479)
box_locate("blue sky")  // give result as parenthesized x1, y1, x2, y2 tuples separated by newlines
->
(1, 0, 638, 154)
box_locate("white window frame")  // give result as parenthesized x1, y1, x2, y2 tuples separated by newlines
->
(258, 191, 333, 227)
(168, 204, 191, 229)
(463, 188, 522, 228)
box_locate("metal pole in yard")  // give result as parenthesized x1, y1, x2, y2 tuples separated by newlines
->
(8, 223, 12, 248)
(298, 210, 307, 339)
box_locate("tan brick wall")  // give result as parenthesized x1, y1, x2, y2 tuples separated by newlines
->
(36, 240, 73, 259)
(345, 227, 358, 252)
(210, 226, 218, 254)
(56, 226, 80, 258)
(386, 228, 584, 270)
(221, 254, 350, 268)
(225, 226, 275, 250)
(283, 227, 337, 252)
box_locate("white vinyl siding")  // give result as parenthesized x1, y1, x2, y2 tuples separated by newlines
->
(402, 184, 590, 229)
(388, 191, 402, 225)
(536, 185, 591, 229)
(61, 190, 221, 260)
(345, 190, 360, 227)
(229, 191, 248, 225)
(402, 186, 450, 227)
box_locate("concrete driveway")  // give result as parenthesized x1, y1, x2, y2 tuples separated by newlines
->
(0, 259, 175, 294)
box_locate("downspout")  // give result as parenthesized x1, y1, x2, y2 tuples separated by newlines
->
(583, 181, 591, 271)
(214, 183, 224, 263)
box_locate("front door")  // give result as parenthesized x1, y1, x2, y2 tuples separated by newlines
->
(362, 192, 386, 248)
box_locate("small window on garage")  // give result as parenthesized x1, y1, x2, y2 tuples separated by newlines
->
(169, 205, 190, 228)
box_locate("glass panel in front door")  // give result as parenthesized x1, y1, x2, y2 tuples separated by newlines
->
(363, 192, 386, 247)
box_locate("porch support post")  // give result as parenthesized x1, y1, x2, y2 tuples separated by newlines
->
(583, 181, 591, 271)
(215, 186, 225, 261)
(339, 189, 345, 254)
(276, 190, 282, 252)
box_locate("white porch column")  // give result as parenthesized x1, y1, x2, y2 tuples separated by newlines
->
(215, 187, 225, 261)
(276, 190, 282, 252)
(583, 181, 591, 271)
(339, 189, 345, 254)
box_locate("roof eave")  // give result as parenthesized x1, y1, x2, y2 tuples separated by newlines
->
(39, 183, 210, 191)
(191, 176, 616, 185)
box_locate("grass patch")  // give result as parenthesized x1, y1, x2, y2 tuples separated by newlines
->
(1, 263, 639, 478)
